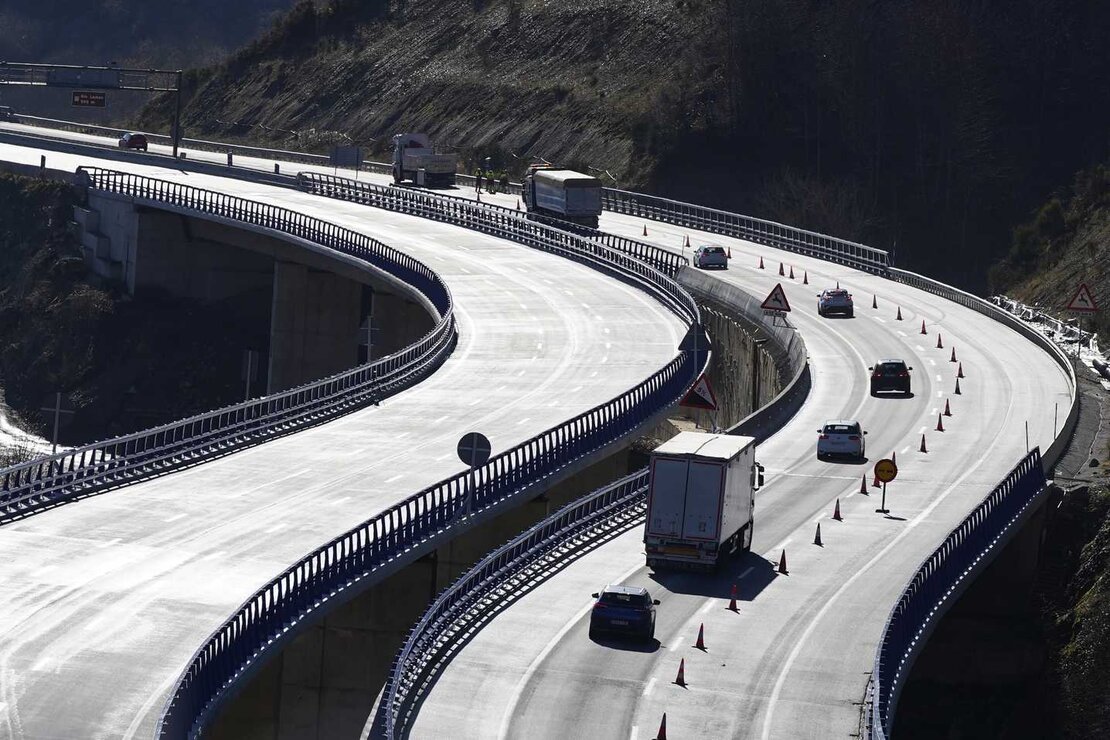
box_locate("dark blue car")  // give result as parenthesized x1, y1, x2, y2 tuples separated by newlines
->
(589, 584, 659, 641)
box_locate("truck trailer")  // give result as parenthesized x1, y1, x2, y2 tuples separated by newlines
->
(391, 133, 458, 188)
(521, 165, 603, 228)
(644, 432, 763, 570)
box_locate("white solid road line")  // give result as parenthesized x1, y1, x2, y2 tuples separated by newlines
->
(495, 559, 644, 740)
(758, 387, 1018, 740)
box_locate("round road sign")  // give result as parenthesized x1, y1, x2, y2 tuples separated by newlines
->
(874, 458, 898, 484)
(457, 432, 491, 468)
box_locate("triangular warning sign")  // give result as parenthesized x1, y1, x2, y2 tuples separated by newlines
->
(678, 323, 712, 353)
(1066, 283, 1099, 313)
(761, 283, 791, 312)
(680, 373, 718, 410)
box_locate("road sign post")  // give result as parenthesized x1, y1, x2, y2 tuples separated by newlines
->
(38, 392, 76, 455)
(873, 458, 898, 514)
(457, 432, 492, 517)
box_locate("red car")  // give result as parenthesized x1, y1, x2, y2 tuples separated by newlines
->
(118, 132, 148, 151)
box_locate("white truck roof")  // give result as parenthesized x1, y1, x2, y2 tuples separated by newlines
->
(534, 169, 601, 187)
(654, 431, 755, 460)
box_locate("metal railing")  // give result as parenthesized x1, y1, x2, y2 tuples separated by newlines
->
(296, 172, 698, 323)
(0, 168, 457, 522)
(865, 449, 1048, 739)
(156, 173, 707, 736)
(380, 468, 651, 737)
(889, 269, 1079, 471)
(601, 188, 891, 274)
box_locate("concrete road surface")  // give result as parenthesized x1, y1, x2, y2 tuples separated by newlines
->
(406, 216, 1071, 740)
(0, 140, 684, 739)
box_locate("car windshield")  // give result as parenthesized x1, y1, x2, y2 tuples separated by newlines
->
(826, 290, 848, 298)
(599, 591, 648, 607)
(824, 424, 858, 434)
(879, 362, 906, 373)
(704, 247, 725, 254)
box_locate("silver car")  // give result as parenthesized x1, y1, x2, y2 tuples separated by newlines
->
(816, 420, 867, 460)
(693, 245, 728, 269)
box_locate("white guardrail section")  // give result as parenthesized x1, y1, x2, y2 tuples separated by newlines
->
(0, 167, 457, 523)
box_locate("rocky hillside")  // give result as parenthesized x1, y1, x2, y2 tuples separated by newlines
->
(0, 0, 297, 68)
(140, 0, 1110, 292)
(0, 174, 261, 444)
(991, 162, 1109, 336)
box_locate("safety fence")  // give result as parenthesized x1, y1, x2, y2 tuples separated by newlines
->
(865, 449, 1048, 739)
(380, 468, 651, 737)
(601, 188, 891, 275)
(0, 167, 456, 523)
(158, 348, 704, 738)
(153, 172, 708, 735)
(889, 269, 1079, 471)
(296, 173, 698, 322)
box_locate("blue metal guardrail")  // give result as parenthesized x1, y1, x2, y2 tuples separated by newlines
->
(380, 468, 651, 737)
(0, 167, 457, 523)
(600, 188, 892, 275)
(295, 173, 697, 323)
(156, 177, 707, 736)
(866, 449, 1048, 739)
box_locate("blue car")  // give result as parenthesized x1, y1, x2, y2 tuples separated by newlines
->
(589, 584, 659, 641)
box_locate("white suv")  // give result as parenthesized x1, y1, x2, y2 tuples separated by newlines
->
(816, 420, 867, 461)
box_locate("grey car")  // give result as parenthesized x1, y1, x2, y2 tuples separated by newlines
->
(817, 288, 854, 317)
(693, 245, 728, 269)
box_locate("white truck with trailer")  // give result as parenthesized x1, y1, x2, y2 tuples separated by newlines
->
(644, 431, 763, 570)
(521, 164, 603, 228)
(391, 133, 458, 188)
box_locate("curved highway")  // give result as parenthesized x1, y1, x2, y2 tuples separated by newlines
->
(0, 141, 684, 738)
(406, 216, 1071, 738)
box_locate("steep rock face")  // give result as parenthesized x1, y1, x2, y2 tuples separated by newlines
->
(171, 0, 714, 184)
(0, 0, 297, 68)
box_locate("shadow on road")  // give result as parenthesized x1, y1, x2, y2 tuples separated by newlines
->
(590, 635, 661, 653)
(647, 551, 776, 604)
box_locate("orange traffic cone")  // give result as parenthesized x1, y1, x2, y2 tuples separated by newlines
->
(655, 713, 668, 740)
(936, 413, 945, 432)
(515, 198, 520, 210)
(728, 584, 739, 612)
(950, 347, 957, 363)
(779, 262, 785, 276)
(920, 319, 928, 335)
(694, 623, 706, 651)
(789, 265, 795, 279)
(803, 270, 809, 284)
(643, 224, 648, 236)
(833, 498, 843, 520)
(814, 522, 823, 546)
(759, 256, 765, 269)
(873, 471, 882, 488)
(944, 399, 952, 417)
(957, 362, 965, 379)
(683, 234, 690, 248)
(727, 245, 732, 259)
(872, 294, 878, 309)
(836, 280, 840, 289)
(936, 333, 944, 349)
(955, 377, 962, 395)
(777, 549, 789, 574)
(891, 450, 897, 464)
(896, 306, 903, 320)
(674, 658, 687, 687)
(859, 475, 868, 495)
(920, 434, 928, 453)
